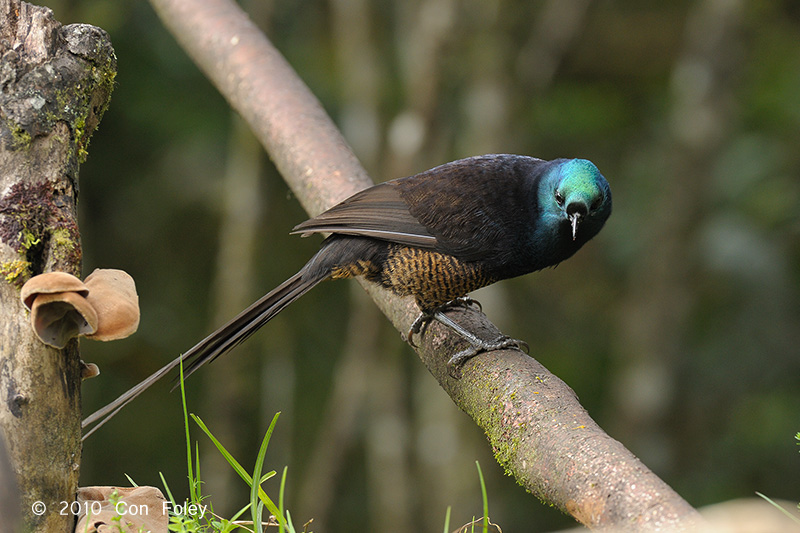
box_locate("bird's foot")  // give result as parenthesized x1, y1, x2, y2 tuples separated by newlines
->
(406, 311, 432, 347)
(405, 297, 483, 347)
(404, 298, 525, 378)
(429, 310, 527, 379)
(407, 313, 427, 344)
(448, 296, 483, 312)
(446, 335, 527, 379)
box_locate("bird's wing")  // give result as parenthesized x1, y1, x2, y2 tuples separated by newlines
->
(292, 155, 541, 262)
(291, 181, 439, 249)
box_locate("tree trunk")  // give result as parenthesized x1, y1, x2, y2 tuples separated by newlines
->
(0, 1, 115, 530)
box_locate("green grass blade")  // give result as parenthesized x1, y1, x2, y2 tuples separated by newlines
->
(191, 414, 276, 490)
(253, 499, 265, 533)
(178, 360, 198, 503)
(252, 413, 284, 529)
(279, 466, 290, 533)
(285, 509, 297, 533)
(194, 441, 203, 501)
(476, 461, 489, 533)
(159, 472, 176, 505)
(230, 502, 253, 522)
(442, 506, 451, 533)
(755, 492, 800, 524)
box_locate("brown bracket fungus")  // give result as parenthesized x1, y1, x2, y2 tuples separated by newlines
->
(83, 268, 140, 341)
(20, 272, 98, 349)
(19, 269, 140, 349)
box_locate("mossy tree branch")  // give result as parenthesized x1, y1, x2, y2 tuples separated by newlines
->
(0, 1, 115, 531)
(147, 0, 703, 529)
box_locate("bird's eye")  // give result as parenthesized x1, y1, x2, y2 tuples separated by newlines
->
(555, 191, 564, 206)
(591, 195, 603, 210)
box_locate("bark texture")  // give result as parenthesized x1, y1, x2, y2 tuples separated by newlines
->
(0, 1, 115, 530)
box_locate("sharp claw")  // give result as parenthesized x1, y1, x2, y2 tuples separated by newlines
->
(406, 310, 434, 347)
(405, 330, 418, 348)
(441, 296, 483, 312)
(457, 296, 482, 312)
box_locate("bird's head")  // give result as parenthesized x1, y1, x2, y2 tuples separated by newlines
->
(542, 158, 612, 243)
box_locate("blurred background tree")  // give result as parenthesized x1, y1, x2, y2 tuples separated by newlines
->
(40, 0, 800, 530)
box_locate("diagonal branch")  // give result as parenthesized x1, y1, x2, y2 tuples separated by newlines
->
(147, 0, 704, 528)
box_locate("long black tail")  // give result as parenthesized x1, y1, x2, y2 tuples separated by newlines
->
(82, 264, 330, 438)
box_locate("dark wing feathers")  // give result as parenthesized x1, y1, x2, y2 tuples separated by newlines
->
(292, 154, 545, 263)
(291, 181, 439, 249)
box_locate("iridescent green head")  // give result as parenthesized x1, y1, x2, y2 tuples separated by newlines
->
(540, 158, 612, 243)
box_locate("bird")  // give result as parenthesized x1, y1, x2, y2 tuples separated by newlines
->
(82, 153, 611, 436)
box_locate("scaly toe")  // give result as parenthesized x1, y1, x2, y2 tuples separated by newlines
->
(446, 335, 527, 378)
(449, 296, 482, 312)
(446, 346, 480, 378)
(406, 311, 434, 347)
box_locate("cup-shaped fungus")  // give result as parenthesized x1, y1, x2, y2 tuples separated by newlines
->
(20, 269, 140, 348)
(20, 272, 98, 349)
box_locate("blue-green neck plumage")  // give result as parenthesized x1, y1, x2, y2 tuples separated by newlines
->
(521, 157, 611, 273)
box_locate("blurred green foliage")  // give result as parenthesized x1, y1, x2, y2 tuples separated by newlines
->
(37, 0, 800, 530)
